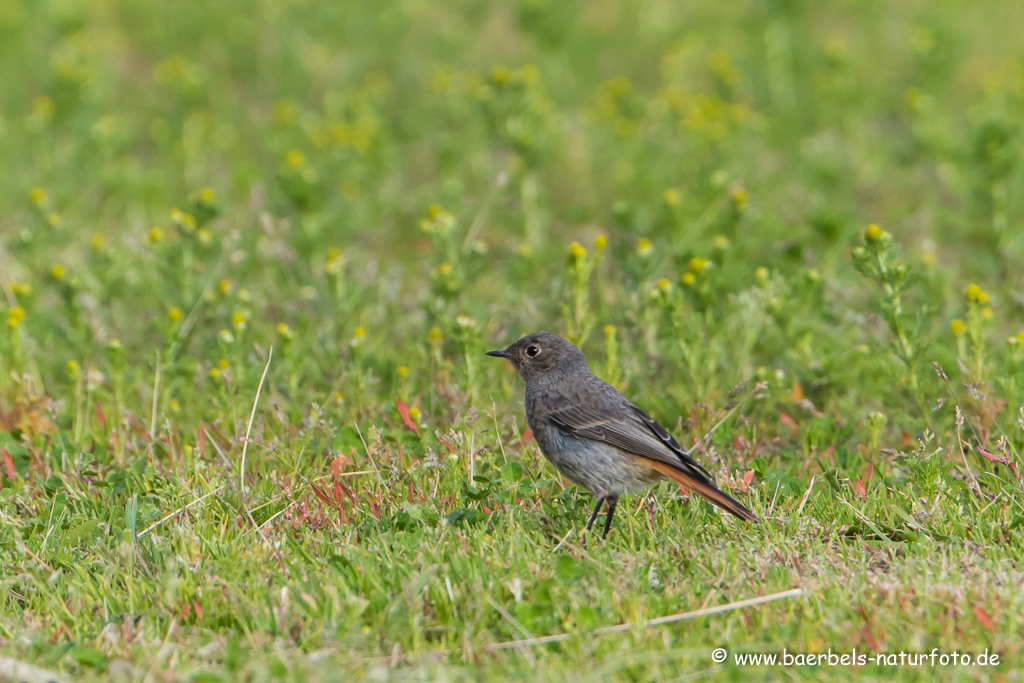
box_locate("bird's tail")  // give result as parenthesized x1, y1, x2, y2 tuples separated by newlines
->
(642, 458, 760, 523)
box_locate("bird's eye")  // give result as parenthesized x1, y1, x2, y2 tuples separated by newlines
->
(526, 345, 541, 358)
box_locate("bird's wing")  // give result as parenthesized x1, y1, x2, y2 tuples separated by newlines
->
(544, 400, 713, 482)
(545, 399, 760, 523)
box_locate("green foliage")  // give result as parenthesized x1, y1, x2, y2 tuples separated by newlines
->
(2, 0, 1024, 680)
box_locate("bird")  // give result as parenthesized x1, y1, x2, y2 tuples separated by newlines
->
(486, 331, 758, 542)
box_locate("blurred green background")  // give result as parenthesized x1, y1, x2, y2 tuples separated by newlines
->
(2, 0, 1024, 680)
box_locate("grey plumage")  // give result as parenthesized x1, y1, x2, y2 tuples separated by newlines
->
(487, 331, 758, 541)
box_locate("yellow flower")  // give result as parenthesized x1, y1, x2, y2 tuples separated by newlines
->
(218, 279, 233, 295)
(209, 367, 221, 378)
(428, 327, 442, 342)
(199, 187, 216, 202)
(518, 242, 532, 257)
(568, 241, 586, 259)
(864, 224, 882, 241)
(1017, 331, 1024, 342)
(688, 257, 707, 274)
(713, 235, 729, 249)
(438, 262, 453, 276)
(48, 213, 61, 227)
(408, 407, 421, 419)
(594, 234, 607, 250)
(10, 282, 31, 297)
(148, 227, 163, 244)
(277, 322, 291, 334)
(965, 284, 986, 303)
(66, 360, 80, 375)
(90, 233, 104, 249)
(681, 272, 695, 286)
(428, 204, 443, 218)
(636, 238, 652, 258)
(921, 251, 935, 266)
(50, 264, 65, 280)
(604, 324, 615, 335)
(232, 312, 246, 330)
(950, 319, 965, 335)
(662, 188, 681, 206)
(218, 358, 229, 369)
(218, 329, 235, 344)
(168, 307, 182, 322)
(169, 400, 180, 411)
(30, 187, 47, 206)
(982, 307, 994, 320)
(657, 277, 671, 291)
(7, 306, 25, 327)
(397, 366, 409, 377)
(729, 186, 748, 207)
(285, 150, 306, 169)
(353, 326, 366, 339)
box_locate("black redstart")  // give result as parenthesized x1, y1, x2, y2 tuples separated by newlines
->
(487, 331, 759, 541)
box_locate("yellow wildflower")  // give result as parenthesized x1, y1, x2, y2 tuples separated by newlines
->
(636, 238, 652, 258)
(950, 319, 965, 335)
(7, 306, 25, 327)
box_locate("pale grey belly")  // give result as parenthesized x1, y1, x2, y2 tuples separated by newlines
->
(533, 427, 660, 498)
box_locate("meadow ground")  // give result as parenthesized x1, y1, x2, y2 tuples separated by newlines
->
(1, 0, 1024, 680)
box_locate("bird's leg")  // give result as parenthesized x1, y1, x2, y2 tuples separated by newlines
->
(602, 495, 619, 538)
(585, 496, 607, 533)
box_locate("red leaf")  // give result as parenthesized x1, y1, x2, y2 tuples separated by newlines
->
(519, 428, 533, 445)
(1, 448, 15, 480)
(395, 400, 420, 436)
(780, 413, 798, 430)
(973, 605, 996, 633)
(853, 463, 874, 498)
(193, 599, 203, 621)
(977, 448, 1011, 466)
(311, 484, 340, 511)
(741, 469, 754, 493)
(482, 504, 492, 514)
(95, 403, 107, 431)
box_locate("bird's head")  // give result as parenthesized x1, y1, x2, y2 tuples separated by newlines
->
(486, 331, 588, 382)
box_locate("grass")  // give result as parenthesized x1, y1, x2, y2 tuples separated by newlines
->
(2, 0, 1024, 680)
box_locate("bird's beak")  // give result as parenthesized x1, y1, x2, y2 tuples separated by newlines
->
(485, 349, 511, 359)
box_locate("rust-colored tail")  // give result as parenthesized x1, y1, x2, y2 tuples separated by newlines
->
(643, 458, 760, 523)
